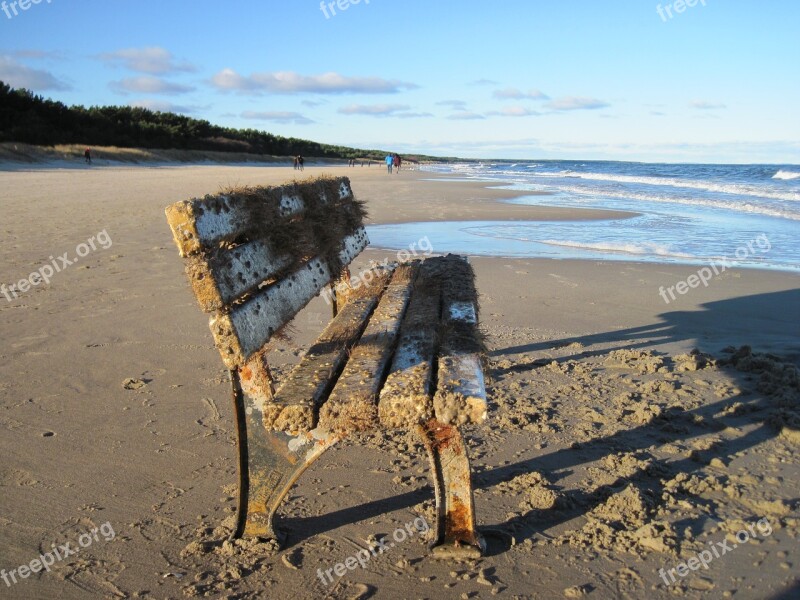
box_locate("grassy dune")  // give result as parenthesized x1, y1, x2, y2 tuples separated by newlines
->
(0, 142, 327, 165)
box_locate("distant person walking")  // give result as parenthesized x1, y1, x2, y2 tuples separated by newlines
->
(393, 154, 401, 173)
(84, 148, 92, 164)
(385, 153, 393, 175)
(298, 155, 304, 171)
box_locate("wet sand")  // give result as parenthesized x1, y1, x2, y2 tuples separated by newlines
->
(0, 164, 798, 599)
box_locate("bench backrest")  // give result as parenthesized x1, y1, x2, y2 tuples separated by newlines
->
(165, 176, 368, 370)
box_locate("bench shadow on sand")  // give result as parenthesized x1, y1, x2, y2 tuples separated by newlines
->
(282, 289, 799, 597)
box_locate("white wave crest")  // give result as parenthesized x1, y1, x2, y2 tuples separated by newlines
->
(533, 171, 800, 202)
(537, 183, 800, 221)
(539, 240, 697, 259)
(773, 169, 800, 180)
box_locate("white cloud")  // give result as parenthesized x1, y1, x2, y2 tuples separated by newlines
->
(130, 100, 195, 114)
(98, 47, 195, 74)
(436, 99, 468, 110)
(446, 112, 486, 120)
(545, 96, 610, 111)
(12, 50, 64, 60)
(493, 87, 549, 100)
(338, 104, 411, 116)
(486, 106, 541, 117)
(241, 110, 314, 124)
(0, 56, 70, 91)
(396, 112, 434, 119)
(109, 76, 195, 95)
(211, 69, 418, 94)
(689, 100, 727, 110)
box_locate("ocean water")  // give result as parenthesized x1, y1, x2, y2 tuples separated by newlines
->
(366, 161, 800, 272)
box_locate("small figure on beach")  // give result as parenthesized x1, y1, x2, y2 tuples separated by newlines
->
(393, 154, 401, 173)
(294, 155, 304, 171)
(84, 148, 92, 164)
(385, 153, 393, 174)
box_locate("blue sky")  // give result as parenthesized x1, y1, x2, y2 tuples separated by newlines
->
(1, 0, 798, 162)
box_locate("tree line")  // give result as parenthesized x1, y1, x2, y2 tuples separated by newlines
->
(0, 81, 431, 160)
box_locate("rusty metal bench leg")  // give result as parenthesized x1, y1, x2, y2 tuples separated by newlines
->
(230, 371, 339, 542)
(417, 420, 485, 559)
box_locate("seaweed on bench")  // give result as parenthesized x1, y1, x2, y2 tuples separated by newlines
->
(218, 177, 367, 287)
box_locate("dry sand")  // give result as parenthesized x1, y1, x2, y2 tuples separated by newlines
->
(0, 164, 798, 599)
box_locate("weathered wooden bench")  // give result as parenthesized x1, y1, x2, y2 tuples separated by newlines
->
(165, 176, 488, 558)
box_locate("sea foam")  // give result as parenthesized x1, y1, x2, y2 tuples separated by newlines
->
(773, 169, 800, 180)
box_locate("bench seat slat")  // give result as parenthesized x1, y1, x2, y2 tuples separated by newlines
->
(209, 228, 369, 368)
(319, 263, 418, 434)
(434, 352, 487, 425)
(378, 260, 442, 427)
(432, 255, 487, 425)
(263, 267, 394, 434)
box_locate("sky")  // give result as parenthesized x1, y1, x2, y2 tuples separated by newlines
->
(1, 0, 798, 163)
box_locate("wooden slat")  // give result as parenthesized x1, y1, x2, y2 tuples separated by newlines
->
(432, 255, 487, 425)
(186, 226, 368, 313)
(165, 177, 355, 257)
(378, 260, 442, 427)
(185, 239, 292, 313)
(319, 263, 418, 434)
(262, 267, 394, 434)
(209, 229, 369, 368)
(434, 352, 487, 425)
(165, 188, 302, 257)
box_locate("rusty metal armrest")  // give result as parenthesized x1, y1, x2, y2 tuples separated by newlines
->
(417, 420, 485, 558)
(230, 370, 339, 540)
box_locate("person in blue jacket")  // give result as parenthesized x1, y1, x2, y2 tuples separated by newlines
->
(385, 153, 394, 174)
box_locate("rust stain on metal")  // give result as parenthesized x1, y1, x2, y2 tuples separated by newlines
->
(444, 496, 474, 542)
(425, 420, 463, 454)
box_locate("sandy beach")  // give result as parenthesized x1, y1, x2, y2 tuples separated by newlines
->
(1, 164, 798, 599)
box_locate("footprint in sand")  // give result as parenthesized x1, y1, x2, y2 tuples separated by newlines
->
(0, 468, 42, 487)
(201, 397, 221, 421)
(549, 273, 578, 288)
(122, 378, 147, 390)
